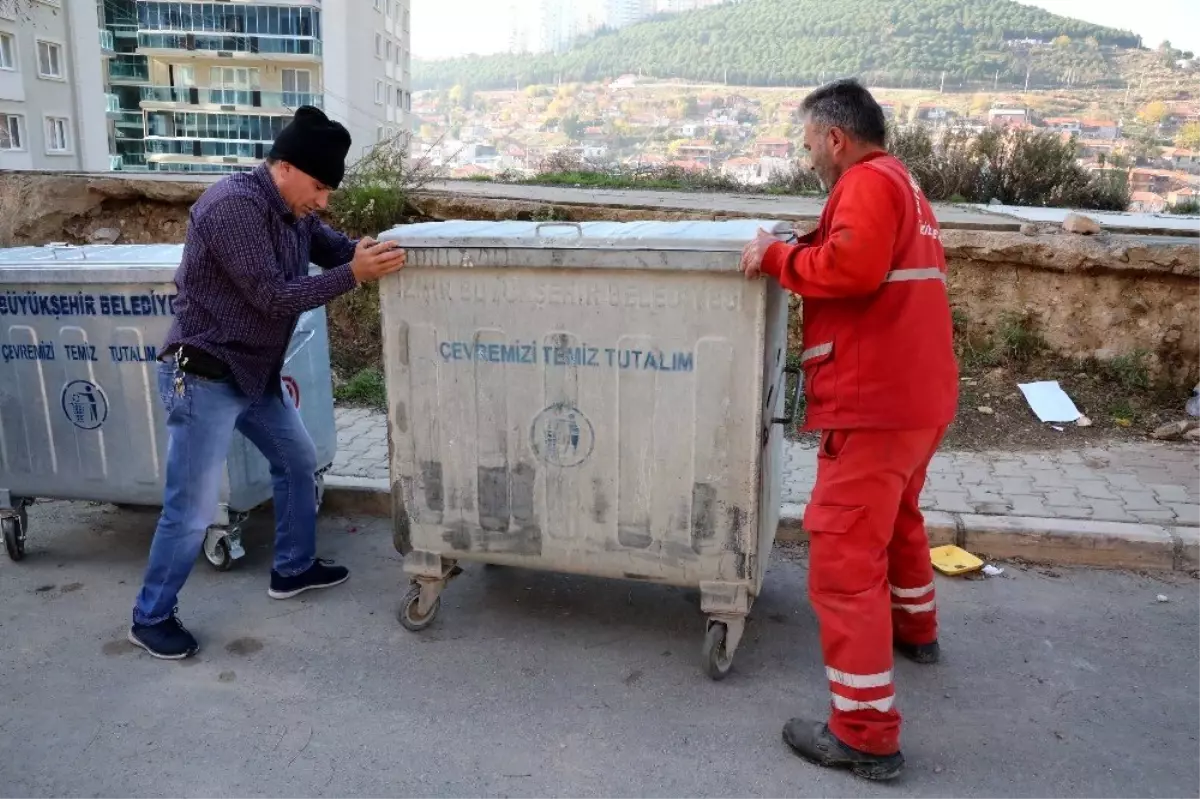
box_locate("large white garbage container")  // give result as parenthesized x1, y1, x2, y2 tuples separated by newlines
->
(377, 220, 798, 678)
(0, 243, 338, 569)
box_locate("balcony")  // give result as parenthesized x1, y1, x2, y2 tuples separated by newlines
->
(140, 85, 323, 112)
(114, 111, 145, 132)
(146, 139, 272, 159)
(99, 29, 115, 54)
(104, 94, 122, 118)
(137, 32, 322, 59)
(109, 55, 150, 83)
(149, 160, 256, 174)
(111, 24, 139, 39)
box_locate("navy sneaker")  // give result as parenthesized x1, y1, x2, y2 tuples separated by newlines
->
(268, 558, 349, 600)
(128, 610, 199, 660)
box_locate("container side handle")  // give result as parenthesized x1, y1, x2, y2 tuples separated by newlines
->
(771, 366, 803, 426)
(534, 221, 583, 237)
(283, 329, 316, 365)
(46, 243, 88, 260)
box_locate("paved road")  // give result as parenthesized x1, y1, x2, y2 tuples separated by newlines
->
(334, 408, 1200, 526)
(2, 501, 1196, 797)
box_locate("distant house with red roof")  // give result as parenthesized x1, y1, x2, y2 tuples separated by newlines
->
(1129, 191, 1167, 213)
(753, 137, 792, 158)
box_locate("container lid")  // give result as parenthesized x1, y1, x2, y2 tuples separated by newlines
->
(380, 219, 795, 252)
(0, 244, 186, 285)
(0, 243, 184, 267)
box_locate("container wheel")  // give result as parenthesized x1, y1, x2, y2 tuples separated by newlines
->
(314, 473, 326, 511)
(203, 531, 233, 571)
(702, 622, 734, 681)
(398, 584, 440, 632)
(2, 512, 26, 562)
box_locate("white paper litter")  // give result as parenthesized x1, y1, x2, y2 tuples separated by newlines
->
(983, 564, 1005, 577)
(1018, 381, 1082, 423)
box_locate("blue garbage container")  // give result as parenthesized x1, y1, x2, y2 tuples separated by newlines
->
(0, 243, 337, 568)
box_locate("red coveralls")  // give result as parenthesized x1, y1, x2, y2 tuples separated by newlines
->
(760, 152, 959, 756)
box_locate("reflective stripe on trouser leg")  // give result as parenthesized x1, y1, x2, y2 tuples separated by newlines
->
(827, 667, 896, 714)
(891, 583, 936, 617)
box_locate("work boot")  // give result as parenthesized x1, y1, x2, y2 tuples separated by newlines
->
(895, 639, 940, 665)
(782, 718, 905, 782)
(268, 558, 349, 599)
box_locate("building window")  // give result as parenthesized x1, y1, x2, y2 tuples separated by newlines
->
(174, 64, 197, 86)
(210, 66, 259, 89)
(386, 39, 392, 61)
(394, 45, 401, 66)
(0, 113, 23, 150)
(375, 80, 384, 105)
(282, 68, 311, 106)
(36, 40, 63, 79)
(395, 85, 402, 106)
(374, 0, 381, 10)
(0, 31, 15, 71)
(376, 125, 384, 142)
(375, 32, 382, 58)
(44, 116, 69, 153)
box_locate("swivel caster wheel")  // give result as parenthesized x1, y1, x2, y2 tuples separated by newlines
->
(2, 507, 28, 562)
(702, 622, 735, 681)
(314, 473, 326, 511)
(203, 525, 245, 572)
(204, 534, 233, 571)
(398, 584, 441, 632)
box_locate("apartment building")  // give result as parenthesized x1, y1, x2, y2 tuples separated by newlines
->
(97, 0, 408, 174)
(0, 0, 112, 171)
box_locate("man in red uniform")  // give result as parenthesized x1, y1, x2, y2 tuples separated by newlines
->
(741, 79, 959, 782)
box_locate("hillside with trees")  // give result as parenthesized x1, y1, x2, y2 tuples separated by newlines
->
(414, 0, 1149, 92)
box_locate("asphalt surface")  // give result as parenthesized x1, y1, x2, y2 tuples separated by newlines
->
(1, 501, 1197, 798)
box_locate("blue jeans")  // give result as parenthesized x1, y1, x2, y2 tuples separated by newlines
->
(133, 360, 319, 625)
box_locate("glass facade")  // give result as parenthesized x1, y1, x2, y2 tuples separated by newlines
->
(109, 54, 150, 81)
(149, 161, 255, 173)
(141, 85, 322, 109)
(145, 110, 288, 142)
(137, 2, 321, 55)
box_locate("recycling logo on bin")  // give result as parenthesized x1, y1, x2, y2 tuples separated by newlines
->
(61, 380, 108, 430)
(531, 402, 594, 468)
(282, 376, 300, 409)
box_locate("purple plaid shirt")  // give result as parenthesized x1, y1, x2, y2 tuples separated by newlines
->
(163, 164, 359, 400)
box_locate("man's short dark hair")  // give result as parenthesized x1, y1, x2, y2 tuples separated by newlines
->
(801, 78, 887, 147)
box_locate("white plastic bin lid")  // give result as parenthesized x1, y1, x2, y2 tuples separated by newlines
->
(381, 219, 794, 252)
(0, 243, 185, 284)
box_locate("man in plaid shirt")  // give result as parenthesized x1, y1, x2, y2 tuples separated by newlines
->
(129, 107, 407, 660)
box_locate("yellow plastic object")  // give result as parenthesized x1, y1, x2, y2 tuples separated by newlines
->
(930, 545, 985, 576)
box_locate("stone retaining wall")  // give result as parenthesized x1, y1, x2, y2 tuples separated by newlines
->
(1, 172, 1195, 382)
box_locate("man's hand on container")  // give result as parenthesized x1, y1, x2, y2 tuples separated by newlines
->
(350, 237, 408, 284)
(740, 227, 776, 280)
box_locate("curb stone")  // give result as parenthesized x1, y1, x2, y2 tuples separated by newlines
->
(322, 480, 1198, 573)
(779, 503, 1193, 572)
(323, 475, 390, 518)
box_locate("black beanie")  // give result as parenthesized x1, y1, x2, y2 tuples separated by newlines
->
(268, 105, 352, 189)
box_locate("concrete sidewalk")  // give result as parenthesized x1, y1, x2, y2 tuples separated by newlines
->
(331, 408, 1199, 570)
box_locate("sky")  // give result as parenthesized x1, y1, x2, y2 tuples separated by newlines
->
(411, 0, 1200, 60)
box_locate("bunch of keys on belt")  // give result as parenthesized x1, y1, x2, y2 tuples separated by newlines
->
(173, 354, 187, 396)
